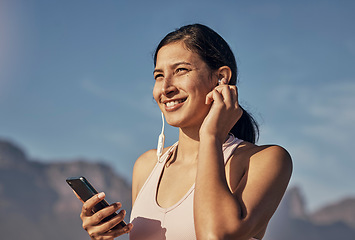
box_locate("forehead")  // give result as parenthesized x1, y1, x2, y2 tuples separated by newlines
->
(155, 41, 204, 67)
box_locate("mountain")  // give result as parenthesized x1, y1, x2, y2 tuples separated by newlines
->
(0, 139, 131, 240)
(264, 187, 355, 240)
(1, 138, 355, 240)
(310, 197, 355, 229)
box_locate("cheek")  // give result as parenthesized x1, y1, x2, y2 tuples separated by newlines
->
(190, 79, 213, 98)
(152, 83, 160, 103)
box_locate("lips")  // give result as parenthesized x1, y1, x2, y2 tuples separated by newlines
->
(162, 98, 187, 110)
(165, 99, 185, 107)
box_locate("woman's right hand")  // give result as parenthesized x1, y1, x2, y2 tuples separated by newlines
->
(79, 192, 133, 239)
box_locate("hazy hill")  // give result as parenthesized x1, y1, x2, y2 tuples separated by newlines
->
(310, 197, 355, 229)
(1, 138, 355, 239)
(264, 187, 355, 240)
(0, 139, 131, 240)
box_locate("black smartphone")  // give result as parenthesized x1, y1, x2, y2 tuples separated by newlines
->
(66, 176, 126, 227)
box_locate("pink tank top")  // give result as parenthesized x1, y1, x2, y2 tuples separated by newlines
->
(130, 135, 258, 240)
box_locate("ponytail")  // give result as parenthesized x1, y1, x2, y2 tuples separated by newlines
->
(230, 106, 259, 144)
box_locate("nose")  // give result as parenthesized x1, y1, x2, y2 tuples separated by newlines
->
(161, 76, 177, 97)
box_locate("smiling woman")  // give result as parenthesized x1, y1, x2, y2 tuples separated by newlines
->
(75, 23, 292, 240)
(152, 41, 216, 130)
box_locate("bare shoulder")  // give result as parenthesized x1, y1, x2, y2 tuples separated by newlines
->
(133, 149, 158, 178)
(132, 149, 157, 202)
(227, 142, 293, 193)
(251, 143, 292, 176)
(235, 142, 292, 172)
(131, 147, 172, 204)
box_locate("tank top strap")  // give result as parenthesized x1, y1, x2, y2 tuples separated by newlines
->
(152, 142, 179, 179)
(222, 134, 244, 165)
(132, 142, 179, 207)
(152, 141, 178, 182)
(159, 136, 241, 166)
(158, 142, 179, 164)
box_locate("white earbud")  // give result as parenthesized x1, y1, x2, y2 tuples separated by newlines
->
(217, 78, 226, 86)
(157, 112, 165, 161)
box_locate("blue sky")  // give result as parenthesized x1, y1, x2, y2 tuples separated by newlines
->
(1, 0, 354, 211)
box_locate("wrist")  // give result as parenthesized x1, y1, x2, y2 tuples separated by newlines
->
(200, 129, 229, 145)
(199, 134, 223, 147)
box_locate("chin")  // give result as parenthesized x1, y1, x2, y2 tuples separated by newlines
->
(163, 107, 208, 129)
(165, 118, 183, 128)
(165, 117, 202, 130)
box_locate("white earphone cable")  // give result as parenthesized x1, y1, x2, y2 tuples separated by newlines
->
(157, 112, 165, 161)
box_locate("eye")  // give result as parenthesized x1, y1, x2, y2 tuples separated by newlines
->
(154, 73, 164, 81)
(175, 68, 188, 74)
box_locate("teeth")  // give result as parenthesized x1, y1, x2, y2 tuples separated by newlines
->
(165, 99, 184, 107)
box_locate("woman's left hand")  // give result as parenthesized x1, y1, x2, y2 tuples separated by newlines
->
(200, 79, 243, 143)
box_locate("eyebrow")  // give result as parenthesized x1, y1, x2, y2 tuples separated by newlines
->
(153, 61, 192, 75)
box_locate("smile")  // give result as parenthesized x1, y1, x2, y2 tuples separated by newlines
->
(163, 98, 187, 109)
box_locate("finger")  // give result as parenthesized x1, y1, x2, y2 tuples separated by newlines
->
(221, 85, 233, 104)
(82, 201, 124, 233)
(208, 79, 228, 104)
(205, 88, 222, 104)
(81, 192, 106, 217)
(109, 223, 133, 238)
(90, 223, 133, 240)
(218, 78, 228, 85)
(206, 89, 224, 105)
(98, 209, 127, 232)
(218, 85, 239, 105)
(205, 90, 214, 104)
(212, 85, 233, 106)
(90, 202, 122, 225)
(229, 86, 243, 118)
(88, 211, 132, 238)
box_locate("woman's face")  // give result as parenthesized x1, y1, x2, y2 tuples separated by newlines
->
(153, 41, 217, 129)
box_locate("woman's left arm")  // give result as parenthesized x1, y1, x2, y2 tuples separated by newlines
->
(195, 85, 292, 240)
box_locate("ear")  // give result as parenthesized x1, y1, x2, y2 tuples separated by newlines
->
(216, 66, 232, 84)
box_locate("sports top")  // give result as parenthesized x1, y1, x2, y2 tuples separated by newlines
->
(130, 135, 258, 240)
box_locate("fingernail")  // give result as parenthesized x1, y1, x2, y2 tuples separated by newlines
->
(98, 192, 105, 199)
(125, 224, 132, 232)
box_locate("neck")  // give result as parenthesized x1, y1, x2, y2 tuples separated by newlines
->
(174, 127, 200, 164)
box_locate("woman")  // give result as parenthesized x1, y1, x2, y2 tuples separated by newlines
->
(78, 24, 292, 240)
